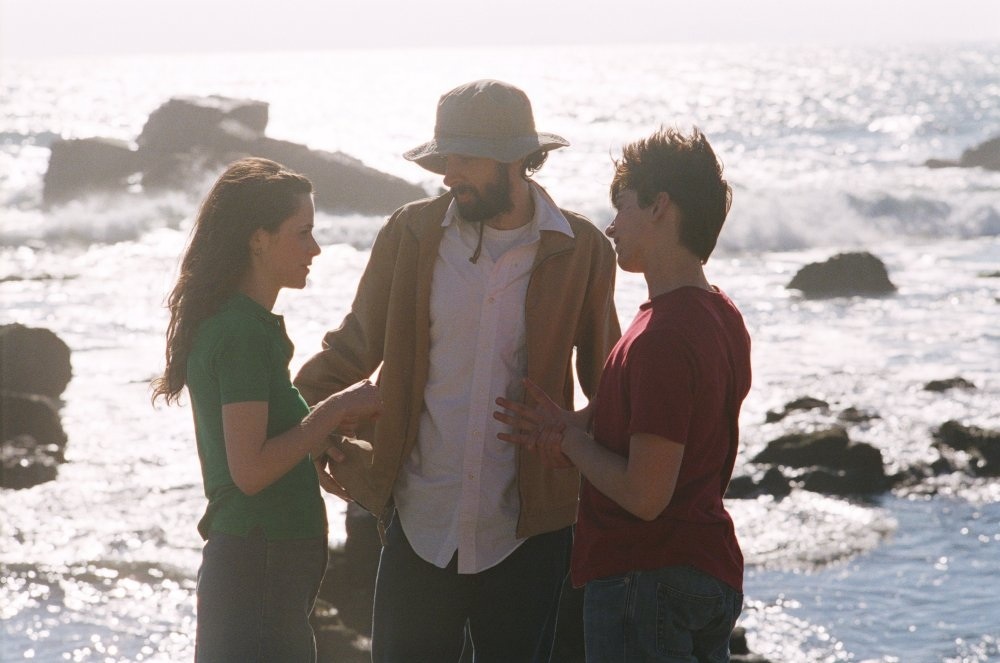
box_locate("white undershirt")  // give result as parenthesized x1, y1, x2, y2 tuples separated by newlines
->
(394, 183, 574, 573)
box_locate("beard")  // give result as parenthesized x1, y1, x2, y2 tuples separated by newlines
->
(450, 163, 513, 223)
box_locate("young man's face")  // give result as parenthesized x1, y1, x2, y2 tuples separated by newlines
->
(442, 155, 513, 222)
(606, 189, 655, 273)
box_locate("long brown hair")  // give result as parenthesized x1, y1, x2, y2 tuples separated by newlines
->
(151, 158, 312, 405)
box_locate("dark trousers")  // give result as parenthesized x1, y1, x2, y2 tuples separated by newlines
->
(371, 515, 572, 663)
(195, 529, 328, 663)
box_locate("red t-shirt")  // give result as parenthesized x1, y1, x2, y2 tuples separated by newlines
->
(571, 286, 751, 592)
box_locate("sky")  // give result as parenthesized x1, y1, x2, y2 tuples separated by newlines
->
(1, 0, 999, 58)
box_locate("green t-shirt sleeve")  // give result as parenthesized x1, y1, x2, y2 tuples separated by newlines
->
(212, 325, 272, 404)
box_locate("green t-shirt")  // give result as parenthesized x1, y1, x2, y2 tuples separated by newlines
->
(186, 293, 326, 540)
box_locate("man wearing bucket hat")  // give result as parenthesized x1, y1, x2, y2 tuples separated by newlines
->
(295, 79, 620, 661)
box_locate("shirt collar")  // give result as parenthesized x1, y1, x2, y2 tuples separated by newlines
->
(222, 292, 284, 326)
(441, 181, 575, 239)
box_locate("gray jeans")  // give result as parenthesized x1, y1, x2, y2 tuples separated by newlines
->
(195, 529, 328, 663)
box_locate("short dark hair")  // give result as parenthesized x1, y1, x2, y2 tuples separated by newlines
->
(520, 149, 549, 179)
(610, 127, 732, 263)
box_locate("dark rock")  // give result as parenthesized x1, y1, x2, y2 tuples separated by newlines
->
(837, 406, 880, 423)
(755, 427, 864, 469)
(725, 475, 757, 498)
(933, 420, 1000, 476)
(0, 324, 73, 398)
(1, 392, 67, 449)
(924, 377, 976, 392)
(42, 137, 138, 203)
(136, 95, 268, 157)
(959, 135, 1000, 171)
(801, 466, 888, 496)
(979, 271, 1000, 278)
(42, 95, 428, 215)
(758, 466, 793, 497)
(765, 396, 829, 423)
(726, 467, 792, 499)
(254, 137, 427, 215)
(753, 427, 888, 495)
(925, 135, 1000, 172)
(1, 433, 61, 489)
(787, 252, 896, 298)
(1, 391, 67, 489)
(924, 158, 960, 169)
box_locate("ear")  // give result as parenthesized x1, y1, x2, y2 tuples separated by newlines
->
(651, 191, 672, 220)
(249, 228, 267, 257)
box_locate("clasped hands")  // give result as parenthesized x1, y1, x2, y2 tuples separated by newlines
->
(314, 379, 382, 501)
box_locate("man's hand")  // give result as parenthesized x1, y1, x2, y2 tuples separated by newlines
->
(314, 445, 353, 502)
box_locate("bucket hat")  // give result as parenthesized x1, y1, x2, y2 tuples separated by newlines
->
(403, 79, 568, 174)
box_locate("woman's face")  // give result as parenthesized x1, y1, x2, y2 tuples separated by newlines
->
(256, 193, 321, 291)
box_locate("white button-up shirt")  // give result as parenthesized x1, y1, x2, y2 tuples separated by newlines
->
(394, 183, 575, 573)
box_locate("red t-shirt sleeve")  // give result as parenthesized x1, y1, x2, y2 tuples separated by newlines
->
(626, 331, 696, 446)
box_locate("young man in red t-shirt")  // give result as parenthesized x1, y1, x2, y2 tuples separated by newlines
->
(495, 127, 751, 662)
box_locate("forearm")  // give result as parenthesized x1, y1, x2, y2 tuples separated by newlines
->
(224, 384, 380, 496)
(228, 408, 341, 496)
(561, 428, 643, 518)
(562, 429, 681, 522)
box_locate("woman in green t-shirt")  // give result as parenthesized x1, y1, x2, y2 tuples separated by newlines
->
(152, 157, 381, 662)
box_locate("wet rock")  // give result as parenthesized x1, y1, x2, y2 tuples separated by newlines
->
(765, 396, 829, 423)
(0, 393, 67, 489)
(924, 377, 976, 392)
(42, 137, 138, 203)
(1, 392, 67, 447)
(787, 252, 896, 298)
(925, 135, 1000, 171)
(42, 95, 427, 215)
(837, 406, 880, 423)
(254, 137, 427, 215)
(933, 420, 1000, 476)
(753, 427, 889, 495)
(1, 433, 61, 489)
(137, 95, 269, 156)
(0, 324, 73, 398)
(727, 467, 791, 499)
(959, 135, 1000, 171)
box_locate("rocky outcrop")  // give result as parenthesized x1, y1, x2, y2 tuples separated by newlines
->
(751, 427, 889, 496)
(933, 420, 1000, 477)
(1, 324, 72, 489)
(43, 137, 139, 203)
(43, 95, 427, 215)
(924, 377, 976, 392)
(0, 324, 73, 398)
(765, 396, 829, 423)
(927, 135, 1000, 171)
(787, 251, 896, 298)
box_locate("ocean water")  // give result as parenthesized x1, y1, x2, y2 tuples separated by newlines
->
(1, 43, 999, 662)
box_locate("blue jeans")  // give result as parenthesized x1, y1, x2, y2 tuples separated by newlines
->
(195, 529, 328, 663)
(583, 565, 743, 663)
(371, 514, 571, 662)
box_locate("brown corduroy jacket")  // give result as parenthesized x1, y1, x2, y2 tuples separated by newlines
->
(294, 191, 621, 539)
